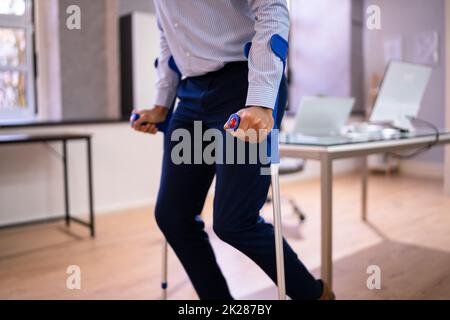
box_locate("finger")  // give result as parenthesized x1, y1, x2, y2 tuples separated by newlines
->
(133, 110, 150, 129)
(228, 130, 240, 140)
(142, 123, 152, 132)
(133, 124, 143, 132)
(145, 124, 157, 134)
(133, 118, 146, 130)
(143, 123, 155, 132)
(257, 129, 270, 143)
(132, 119, 141, 130)
(237, 112, 250, 132)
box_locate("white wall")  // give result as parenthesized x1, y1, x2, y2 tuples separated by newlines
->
(0, 124, 163, 225)
(132, 12, 158, 110)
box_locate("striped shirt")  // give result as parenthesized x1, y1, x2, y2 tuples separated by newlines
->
(153, 0, 290, 110)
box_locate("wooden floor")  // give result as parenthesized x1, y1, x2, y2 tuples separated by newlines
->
(1, 173, 449, 300)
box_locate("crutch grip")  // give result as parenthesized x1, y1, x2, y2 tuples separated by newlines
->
(130, 111, 172, 134)
(130, 112, 141, 125)
(227, 114, 241, 132)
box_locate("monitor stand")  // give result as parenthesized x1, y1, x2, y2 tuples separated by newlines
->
(391, 115, 417, 133)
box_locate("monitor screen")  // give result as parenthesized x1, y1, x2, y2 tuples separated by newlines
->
(370, 61, 432, 129)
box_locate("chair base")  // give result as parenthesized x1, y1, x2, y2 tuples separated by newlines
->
(265, 195, 306, 223)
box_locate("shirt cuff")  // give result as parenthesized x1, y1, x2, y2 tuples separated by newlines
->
(154, 86, 178, 109)
(246, 85, 279, 110)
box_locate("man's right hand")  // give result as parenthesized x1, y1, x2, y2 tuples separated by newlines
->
(132, 106, 169, 135)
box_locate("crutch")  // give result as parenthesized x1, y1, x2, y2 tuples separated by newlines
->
(227, 34, 289, 300)
(131, 56, 181, 300)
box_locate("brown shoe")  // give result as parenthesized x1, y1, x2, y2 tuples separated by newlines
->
(319, 280, 336, 300)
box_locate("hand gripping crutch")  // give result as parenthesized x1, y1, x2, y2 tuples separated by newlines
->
(131, 56, 181, 300)
(227, 35, 289, 300)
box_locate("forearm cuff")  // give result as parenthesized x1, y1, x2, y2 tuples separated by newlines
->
(246, 85, 279, 110)
(155, 86, 178, 108)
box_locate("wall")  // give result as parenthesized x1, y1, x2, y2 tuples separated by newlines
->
(446, 0, 450, 194)
(50, 0, 155, 122)
(36, 0, 155, 123)
(0, 124, 163, 226)
(364, 0, 447, 164)
(289, 0, 352, 112)
(58, 0, 119, 121)
(118, 0, 155, 16)
(351, 0, 366, 113)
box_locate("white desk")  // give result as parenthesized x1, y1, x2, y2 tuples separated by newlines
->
(279, 130, 450, 288)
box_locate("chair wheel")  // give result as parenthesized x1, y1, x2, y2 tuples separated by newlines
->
(293, 208, 306, 223)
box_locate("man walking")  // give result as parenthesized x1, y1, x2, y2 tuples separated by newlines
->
(132, 0, 334, 300)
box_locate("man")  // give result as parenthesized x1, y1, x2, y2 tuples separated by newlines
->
(132, 0, 334, 300)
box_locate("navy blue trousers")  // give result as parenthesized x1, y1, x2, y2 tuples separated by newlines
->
(155, 62, 322, 300)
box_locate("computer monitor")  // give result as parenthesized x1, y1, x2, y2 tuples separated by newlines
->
(370, 61, 432, 131)
(292, 96, 355, 136)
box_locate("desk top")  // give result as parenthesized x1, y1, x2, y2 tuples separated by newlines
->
(0, 133, 92, 144)
(280, 129, 450, 147)
(279, 129, 450, 160)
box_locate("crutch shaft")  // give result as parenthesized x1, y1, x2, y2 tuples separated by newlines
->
(161, 239, 168, 300)
(271, 164, 286, 300)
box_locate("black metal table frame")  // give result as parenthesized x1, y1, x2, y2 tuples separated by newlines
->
(0, 135, 95, 237)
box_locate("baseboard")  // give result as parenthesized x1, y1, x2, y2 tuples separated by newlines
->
(400, 160, 444, 179)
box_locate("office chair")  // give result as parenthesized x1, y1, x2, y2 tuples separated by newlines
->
(265, 157, 307, 223)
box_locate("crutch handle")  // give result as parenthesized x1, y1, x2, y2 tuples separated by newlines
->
(130, 111, 172, 134)
(130, 112, 142, 125)
(227, 114, 241, 132)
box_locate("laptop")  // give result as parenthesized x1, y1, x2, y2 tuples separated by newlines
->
(292, 96, 355, 137)
(370, 61, 432, 131)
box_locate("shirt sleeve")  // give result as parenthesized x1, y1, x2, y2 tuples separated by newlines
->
(246, 0, 290, 109)
(154, 18, 180, 109)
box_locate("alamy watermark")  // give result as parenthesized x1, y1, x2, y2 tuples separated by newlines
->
(367, 265, 382, 290)
(169, 121, 279, 176)
(66, 265, 81, 290)
(66, 5, 81, 30)
(366, 5, 381, 30)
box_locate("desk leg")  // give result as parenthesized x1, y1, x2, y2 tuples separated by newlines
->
(361, 156, 368, 222)
(62, 140, 70, 227)
(320, 155, 333, 288)
(87, 138, 95, 238)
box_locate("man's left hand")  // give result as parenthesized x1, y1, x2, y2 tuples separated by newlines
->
(224, 106, 274, 143)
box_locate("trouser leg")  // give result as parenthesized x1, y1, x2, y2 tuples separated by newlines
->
(155, 120, 233, 300)
(212, 131, 322, 300)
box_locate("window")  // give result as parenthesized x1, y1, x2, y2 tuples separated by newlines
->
(0, 0, 35, 122)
